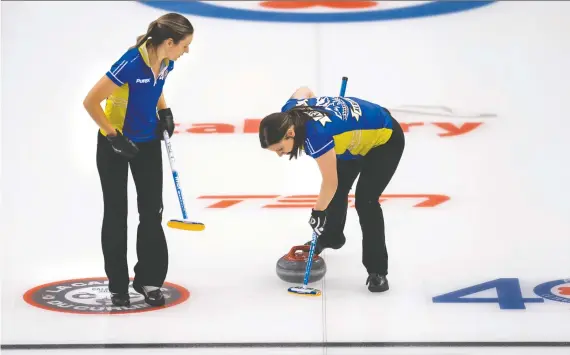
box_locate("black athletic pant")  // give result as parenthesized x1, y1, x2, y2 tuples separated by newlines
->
(318, 113, 405, 275)
(96, 131, 168, 294)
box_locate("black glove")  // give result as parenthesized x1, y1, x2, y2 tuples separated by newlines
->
(309, 209, 327, 236)
(157, 108, 175, 140)
(106, 129, 139, 159)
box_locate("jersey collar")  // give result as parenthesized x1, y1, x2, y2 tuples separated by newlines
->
(138, 40, 170, 68)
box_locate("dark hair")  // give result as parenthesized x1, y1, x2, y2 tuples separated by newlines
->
(259, 106, 329, 160)
(134, 13, 194, 49)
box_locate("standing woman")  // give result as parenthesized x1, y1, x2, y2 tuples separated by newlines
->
(258, 87, 405, 292)
(82, 13, 194, 307)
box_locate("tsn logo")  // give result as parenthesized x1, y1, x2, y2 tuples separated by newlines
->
(195, 194, 450, 209)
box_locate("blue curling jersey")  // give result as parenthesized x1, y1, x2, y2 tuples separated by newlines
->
(101, 40, 174, 142)
(281, 96, 394, 160)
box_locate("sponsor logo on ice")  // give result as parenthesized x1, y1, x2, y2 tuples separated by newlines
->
(138, 1, 496, 23)
(23, 277, 190, 314)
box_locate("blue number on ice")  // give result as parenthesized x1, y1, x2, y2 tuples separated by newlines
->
(432, 278, 544, 309)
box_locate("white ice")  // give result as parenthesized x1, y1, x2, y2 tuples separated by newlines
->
(1, 1, 570, 354)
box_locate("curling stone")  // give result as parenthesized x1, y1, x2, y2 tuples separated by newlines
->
(276, 245, 326, 284)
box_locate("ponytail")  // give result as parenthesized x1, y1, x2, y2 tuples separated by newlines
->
(134, 34, 148, 48)
(133, 21, 158, 48)
(285, 108, 309, 160)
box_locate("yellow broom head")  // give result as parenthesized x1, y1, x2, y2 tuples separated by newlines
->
(167, 219, 205, 231)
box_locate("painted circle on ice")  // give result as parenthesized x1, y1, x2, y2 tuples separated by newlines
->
(23, 277, 190, 314)
(533, 279, 570, 304)
(137, 1, 496, 23)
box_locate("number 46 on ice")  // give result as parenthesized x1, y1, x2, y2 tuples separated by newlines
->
(432, 278, 570, 310)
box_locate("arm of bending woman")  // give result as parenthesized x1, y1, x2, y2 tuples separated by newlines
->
(313, 148, 338, 211)
(290, 86, 316, 100)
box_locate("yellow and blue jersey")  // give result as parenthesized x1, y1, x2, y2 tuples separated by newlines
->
(281, 96, 394, 160)
(102, 41, 174, 142)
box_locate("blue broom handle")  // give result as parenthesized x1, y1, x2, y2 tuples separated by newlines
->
(163, 130, 188, 220)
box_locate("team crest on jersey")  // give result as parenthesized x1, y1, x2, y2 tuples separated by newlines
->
(293, 99, 331, 126)
(315, 97, 346, 120)
(295, 99, 309, 107)
(343, 98, 363, 121)
(293, 96, 362, 125)
(306, 109, 332, 127)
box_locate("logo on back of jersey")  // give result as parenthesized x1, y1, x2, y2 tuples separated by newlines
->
(306, 109, 332, 127)
(343, 98, 363, 121)
(315, 97, 348, 121)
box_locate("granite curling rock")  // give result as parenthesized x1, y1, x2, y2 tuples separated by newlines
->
(276, 245, 326, 283)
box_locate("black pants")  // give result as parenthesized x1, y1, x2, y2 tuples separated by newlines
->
(318, 114, 405, 275)
(96, 132, 168, 294)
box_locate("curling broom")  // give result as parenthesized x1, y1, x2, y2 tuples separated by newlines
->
(287, 231, 321, 296)
(287, 76, 348, 296)
(163, 130, 205, 231)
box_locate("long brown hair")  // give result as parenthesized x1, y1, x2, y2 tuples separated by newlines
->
(133, 13, 194, 49)
(259, 106, 330, 160)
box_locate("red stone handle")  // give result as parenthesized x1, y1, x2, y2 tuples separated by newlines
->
(284, 245, 319, 261)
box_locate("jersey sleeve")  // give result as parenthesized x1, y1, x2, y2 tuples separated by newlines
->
(304, 124, 335, 159)
(105, 52, 136, 87)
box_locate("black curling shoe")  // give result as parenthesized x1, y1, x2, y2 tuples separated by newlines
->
(133, 283, 165, 307)
(366, 273, 389, 293)
(111, 293, 130, 307)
